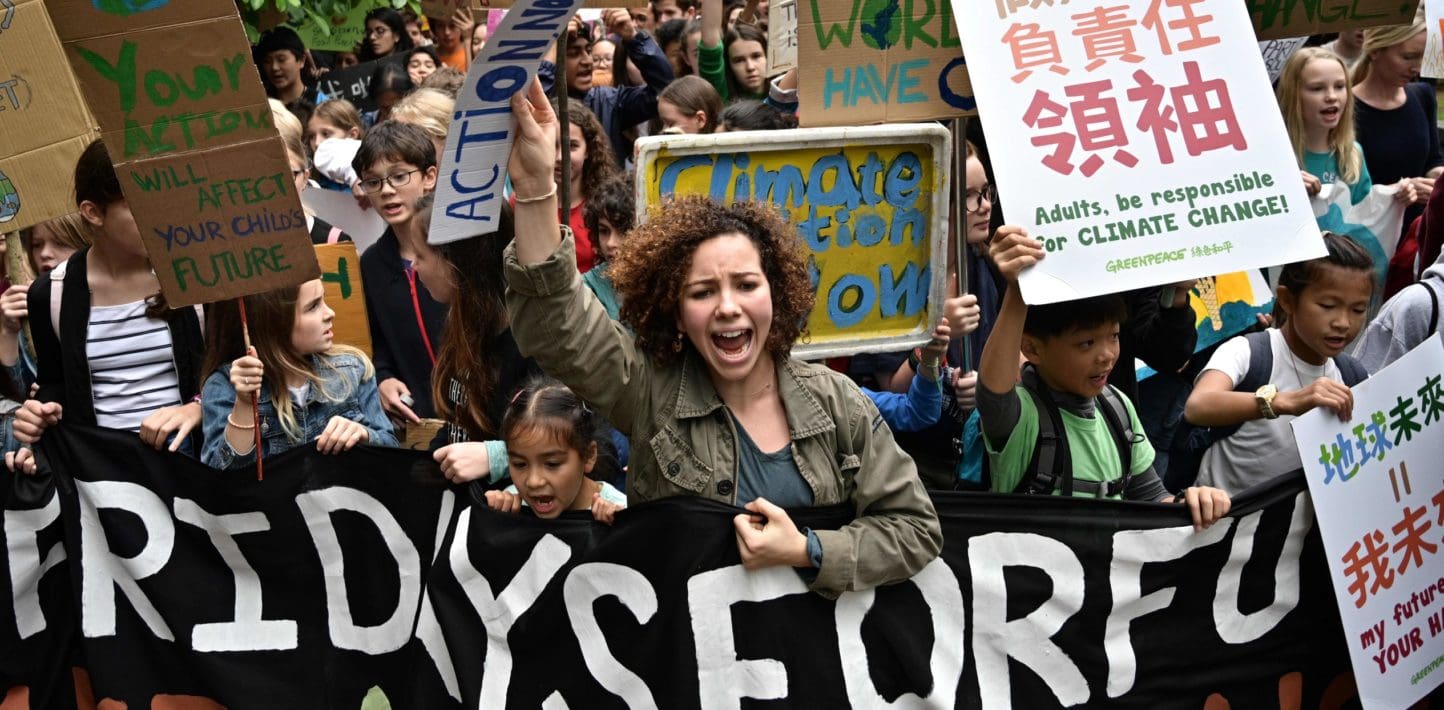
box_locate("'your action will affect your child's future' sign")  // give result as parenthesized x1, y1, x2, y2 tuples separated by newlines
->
(48, 0, 318, 308)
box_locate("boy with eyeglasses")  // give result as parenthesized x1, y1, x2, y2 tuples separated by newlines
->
(351, 121, 448, 425)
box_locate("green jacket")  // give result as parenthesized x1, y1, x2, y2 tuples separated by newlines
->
(503, 234, 942, 598)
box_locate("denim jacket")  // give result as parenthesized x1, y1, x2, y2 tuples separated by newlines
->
(504, 235, 942, 598)
(200, 352, 397, 470)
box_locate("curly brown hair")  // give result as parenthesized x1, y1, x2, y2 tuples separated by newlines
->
(610, 196, 814, 365)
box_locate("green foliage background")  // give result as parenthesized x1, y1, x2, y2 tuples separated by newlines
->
(237, 0, 419, 42)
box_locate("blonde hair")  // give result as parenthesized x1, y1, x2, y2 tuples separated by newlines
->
(1354, 6, 1426, 83)
(390, 88, 454, 143)
(269, 99, 307, 165)
(1277, 47, 1362, 185)
(312, 99, 364, 137)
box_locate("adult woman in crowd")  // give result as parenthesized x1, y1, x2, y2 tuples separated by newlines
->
(359, 8, 416, 63)
(502, 80, 941, 597)
(9, 140, 207, 472)
(1352, 12, 1441, 228)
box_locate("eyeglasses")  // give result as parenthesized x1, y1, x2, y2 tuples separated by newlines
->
(367, 26, 392, 37)
(965, 184, 996, 213)
(359, 169, 420, 194)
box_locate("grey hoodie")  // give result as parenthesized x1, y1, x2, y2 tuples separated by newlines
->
(1354, 250, 1443, 372)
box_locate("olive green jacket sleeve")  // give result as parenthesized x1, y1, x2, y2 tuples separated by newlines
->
(809, 380, 943, 598)
(502, 233, 651, 436)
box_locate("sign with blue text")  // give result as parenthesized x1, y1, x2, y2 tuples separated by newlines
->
(1291, 338, 1444, 709)
(429, 0, 585, 245)
(635, 124, 950, 359)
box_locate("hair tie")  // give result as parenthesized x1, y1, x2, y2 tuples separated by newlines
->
(509, 388, 526, 406)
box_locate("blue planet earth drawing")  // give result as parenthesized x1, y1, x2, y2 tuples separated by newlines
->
(91, 0, 170, 16)
(0, 170, 19, 224)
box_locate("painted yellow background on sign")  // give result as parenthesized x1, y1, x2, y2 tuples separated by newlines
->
(642, 143, 938, 351)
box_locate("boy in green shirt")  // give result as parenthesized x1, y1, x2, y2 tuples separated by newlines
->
(977, 226, 1231, 530)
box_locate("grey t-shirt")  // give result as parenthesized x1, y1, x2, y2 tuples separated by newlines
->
(730, 410, 814, 508)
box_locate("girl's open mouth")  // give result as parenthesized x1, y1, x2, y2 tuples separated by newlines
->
(711, 329, 753, 362)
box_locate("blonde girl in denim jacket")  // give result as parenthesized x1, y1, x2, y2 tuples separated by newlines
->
(200, 279, 397, 469)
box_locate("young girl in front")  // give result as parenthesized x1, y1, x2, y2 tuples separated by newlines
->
(1183, 233, 1375, 494)
(199, 279, 397, 470)
(483, 379, 627, 524)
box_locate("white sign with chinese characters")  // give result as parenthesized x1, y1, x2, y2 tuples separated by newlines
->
(1291, 338, 1444, 709)
(950, 0, 1323, 303)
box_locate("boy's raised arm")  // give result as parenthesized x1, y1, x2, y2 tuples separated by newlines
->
(979, 226, 1044, 397)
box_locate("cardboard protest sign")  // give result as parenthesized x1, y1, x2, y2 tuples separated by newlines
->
(421, 0, 494, 18)
(797, 0, 973, 125)
(1251, 0, 1418, 40)
(50, 0, 318, 307)
(634, 125, 950, 359)
(769, 0, 798, 76)
(953, 0, 1323, 304)
(0, 0, 99, 232)
(1291, 338, 1444, 709)
(315, 242, 371, 356)
(292, 3, 371, 52)
(429, 0, 586, 244)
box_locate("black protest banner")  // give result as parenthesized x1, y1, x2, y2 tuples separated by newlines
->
(0, 470, 74, 709)
(6, 425, 1433, 708)
(315, 57, 403, 112)
(18, 425, 456, 708)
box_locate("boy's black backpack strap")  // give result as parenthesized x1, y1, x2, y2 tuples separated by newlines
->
(1335, 352, 1369, 387)
(1067, 386, 1135, 498)
(1019, 384, 1073, 496)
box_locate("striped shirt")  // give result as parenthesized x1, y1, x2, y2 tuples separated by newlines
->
(86, 300, 182, 432)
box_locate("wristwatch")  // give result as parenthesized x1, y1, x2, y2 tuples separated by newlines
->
(1255, 384, 1279, 419)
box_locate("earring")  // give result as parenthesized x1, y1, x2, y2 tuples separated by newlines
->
(673, 332, 685, 353)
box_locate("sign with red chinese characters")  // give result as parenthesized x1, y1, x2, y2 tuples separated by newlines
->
(952, 0, 1323, 303)
(1291, 338, 1444, 709)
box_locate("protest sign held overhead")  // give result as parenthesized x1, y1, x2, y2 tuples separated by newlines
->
(769, 0, 798, 76)
(0, 0, 98, 233)
(291, 3, 372, 52)
(48, 0, 318, 308)
(428, 0, 586, 245)
(1291, 338, 1444, 709)
(314, 58, 404, 113)
(1252, 0, 1419, 40)
(953, 0, 1324, 303)
(798, 0, 974, 125)
(635, 125, 949, 359)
